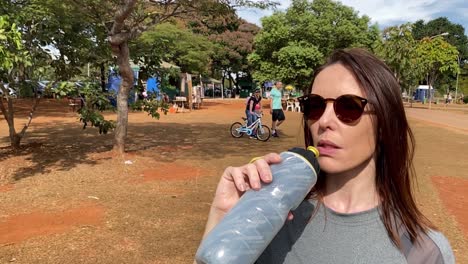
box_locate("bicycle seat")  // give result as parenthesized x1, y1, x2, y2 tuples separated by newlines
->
(241, 117, 247, 121)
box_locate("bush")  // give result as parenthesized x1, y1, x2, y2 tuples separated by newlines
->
(463, 96, 468, 104)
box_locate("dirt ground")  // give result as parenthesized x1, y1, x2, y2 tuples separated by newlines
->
(0, 98, 467, 263)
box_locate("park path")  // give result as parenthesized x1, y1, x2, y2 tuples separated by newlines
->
(405, 107, 468, 132)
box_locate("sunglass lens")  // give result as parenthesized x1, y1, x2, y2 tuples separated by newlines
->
(306, 95, 326, 120)
(335, 95, 365, 123)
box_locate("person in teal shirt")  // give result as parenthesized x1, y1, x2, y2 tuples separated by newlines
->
(269, 81, 285, 137)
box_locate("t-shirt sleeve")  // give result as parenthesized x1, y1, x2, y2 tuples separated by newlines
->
(403, 229, 455, 264)
(427, 230, 455, 264)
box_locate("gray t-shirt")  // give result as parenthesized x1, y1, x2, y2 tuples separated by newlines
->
(257, 200, 455, 264)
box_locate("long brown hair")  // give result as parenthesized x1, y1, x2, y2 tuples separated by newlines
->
(304, 48, 434, 248)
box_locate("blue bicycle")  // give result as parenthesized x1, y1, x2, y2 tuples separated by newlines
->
(230, 113, 271, 141)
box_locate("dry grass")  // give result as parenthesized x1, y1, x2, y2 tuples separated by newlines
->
(0, 98, 466, 263)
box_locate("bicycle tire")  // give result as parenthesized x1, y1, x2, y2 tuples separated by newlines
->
(230, 122, 245, 138)
(256, 124, 271, 141)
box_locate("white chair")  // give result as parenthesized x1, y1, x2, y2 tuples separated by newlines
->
(294, 101, 301, 112)
(286, 101, 294, 111)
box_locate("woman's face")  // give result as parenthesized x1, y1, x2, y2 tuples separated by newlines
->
(309, 63, 377, 174)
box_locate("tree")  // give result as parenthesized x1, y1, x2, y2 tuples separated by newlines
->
(0, 1, 117, 150)
(1, 0, 110, 82)
(416, 36, 459, 108)
(460, 63, 468, 95)
(66, 0, 277, 154)
(412, 17, 468, 59)
(0, 15, 34, 149)
(133, 23, 214, 76)
(181, 9, 260, 94)
(249, 0, 380, 90)
(208, 19, 260, 93)
(375, 23, 425, 95)
(412, 17, 468, 96)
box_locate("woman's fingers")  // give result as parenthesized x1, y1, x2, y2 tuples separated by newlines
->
(262, 152, 282, 164)
(253, 158, 273, 183)
(222, 153, 282, 193)
(243, 163, 262, 190)
(252, 153, 282, 183)
(228, 166, 250, 192)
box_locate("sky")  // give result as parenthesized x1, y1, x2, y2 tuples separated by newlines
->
(236, 0, 468, 35)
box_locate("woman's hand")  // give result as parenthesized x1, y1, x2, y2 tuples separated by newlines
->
(201, 153, 283, 238)
(211, 153, 281, 214)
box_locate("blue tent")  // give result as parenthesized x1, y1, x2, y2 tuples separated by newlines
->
(107, 74, 121, 93)
(146, 77, 160, 93)
(106, 68, 138, 106)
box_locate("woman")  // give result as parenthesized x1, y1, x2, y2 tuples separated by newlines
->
(246, 89, 262, 127)
(199, 48, 454, 263)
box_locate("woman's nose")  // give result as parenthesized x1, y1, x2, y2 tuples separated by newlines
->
(317, 103, 337, 129)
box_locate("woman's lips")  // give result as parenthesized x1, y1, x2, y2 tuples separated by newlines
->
(317, 140, 340, 156)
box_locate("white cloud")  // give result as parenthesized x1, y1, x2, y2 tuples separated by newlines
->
(339, 0, 464, 27)
(238, 0, 468, 32)
(236, 0, 291, 25)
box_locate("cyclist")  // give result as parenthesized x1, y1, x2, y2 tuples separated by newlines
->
(246, 89, 262, 127)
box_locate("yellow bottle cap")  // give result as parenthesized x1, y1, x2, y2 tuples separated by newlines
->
(307, 146, 319, 157)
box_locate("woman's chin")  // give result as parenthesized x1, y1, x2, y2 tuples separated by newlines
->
(318, 157, 347, 174)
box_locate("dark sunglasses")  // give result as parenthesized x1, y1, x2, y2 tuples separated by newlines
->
(298, 94, 369, 123)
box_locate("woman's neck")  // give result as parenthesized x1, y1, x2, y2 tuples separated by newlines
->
(322, 156, 379, 214)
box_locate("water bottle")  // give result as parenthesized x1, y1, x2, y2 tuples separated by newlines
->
(195, 147, 320, 264)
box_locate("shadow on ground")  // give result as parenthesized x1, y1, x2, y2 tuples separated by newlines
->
(1, 120, 258, 182)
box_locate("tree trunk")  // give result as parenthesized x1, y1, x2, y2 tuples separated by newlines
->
(100, 63, 106, 92)
(228, 71, 232, 90)
(10, 133, 21, 150)
(108, 0, 138, 154)
(112, 42, 134, 154)
(229, 74, 239, 95)
(0, 97, 20, 150)
(222, 75, 227, 98)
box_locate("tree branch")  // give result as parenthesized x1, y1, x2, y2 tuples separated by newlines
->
(0, 96, 10, 124)
(108, 32, 133, 46)
(19, 97, 40, 138)
(110, 0, 138, 36)
(0, 83, 13, 126)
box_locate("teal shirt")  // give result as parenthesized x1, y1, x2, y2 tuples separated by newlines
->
(270, 88, 282, 110)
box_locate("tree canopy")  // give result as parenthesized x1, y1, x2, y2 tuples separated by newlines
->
(416, 36, 459, 105)
(134, 23, 214, 76)
(375, 23, 425, 92)
(412, 17, 468, 60)
(249, 0, 380, 90)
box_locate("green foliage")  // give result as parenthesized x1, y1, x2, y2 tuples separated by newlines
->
(249, 0, 379, 90)
(208, 19, 260, 84)
(412, 17, 468, 59)
(412, 17, 468, 95)
(130, 92, 169, 119)
(54, 81, 116, 134)
(375, 23, 425, 92)
(0, 16, 31, 82)
(1, 0, 112, 82)
(458, 63, 468, 98)
(416, 37, 459, 97)
(78, 108, 116, 134)
(132, 23, 214, 75)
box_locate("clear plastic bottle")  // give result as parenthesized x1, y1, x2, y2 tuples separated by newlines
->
(195, 147, 320, 264)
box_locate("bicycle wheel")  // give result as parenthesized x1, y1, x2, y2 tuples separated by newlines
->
(256, 124, 271, 141)
(230, 122, 245, 138)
